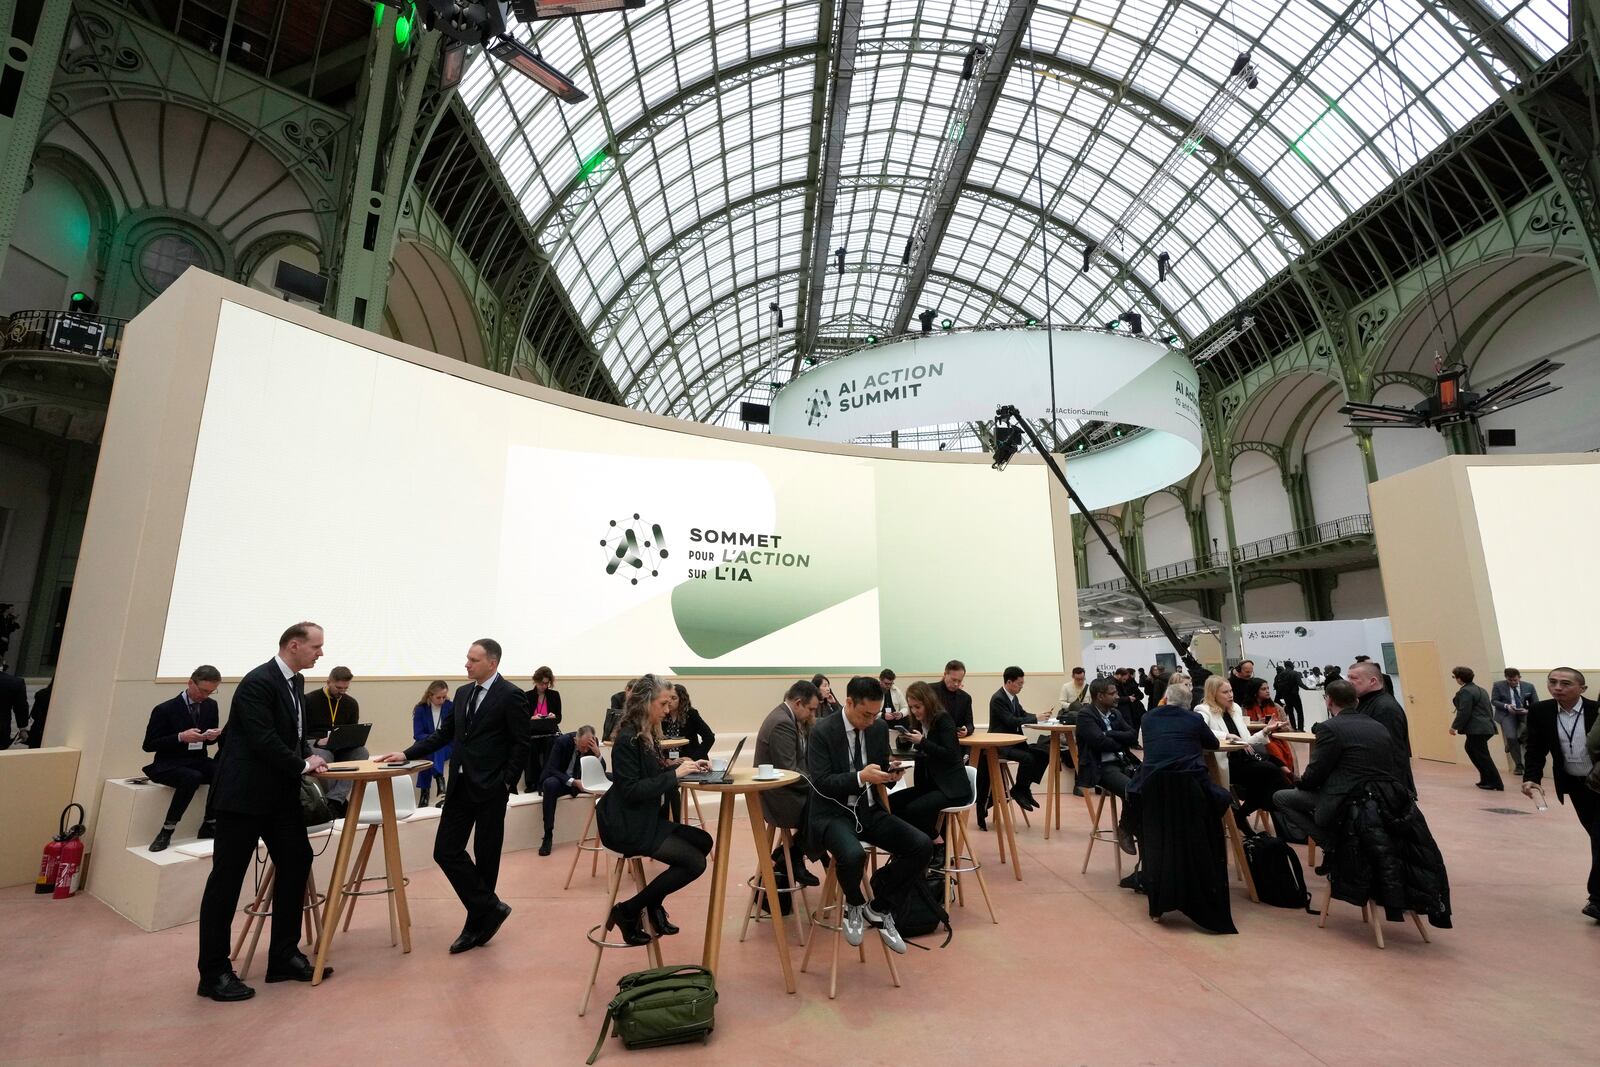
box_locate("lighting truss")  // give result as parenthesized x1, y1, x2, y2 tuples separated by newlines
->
(1189, 309, 1256, 363)
(1083, 50, 1259, 275)
(1338, 359, 1563, 431)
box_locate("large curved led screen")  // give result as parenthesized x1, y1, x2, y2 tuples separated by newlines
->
(156, 303, 1067, 678)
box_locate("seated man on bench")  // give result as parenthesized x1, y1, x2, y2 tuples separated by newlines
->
(807, 675, 934, 954)
(142, 665, 222, 851)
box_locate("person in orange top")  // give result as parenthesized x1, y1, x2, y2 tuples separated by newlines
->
(1237, 677, 1295, 773)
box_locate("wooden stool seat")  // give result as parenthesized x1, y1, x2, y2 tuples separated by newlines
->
(739, 827, 812, 946)
(937, 766, 995, 923)
(230, 851, 327, 979)
(579, 852, 665, 1016)
(1317, 883, 1431, 949)
(334, 822, 410, 944)
(799, 864, 902, 999)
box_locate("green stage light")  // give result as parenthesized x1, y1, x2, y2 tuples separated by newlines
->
(1161, 333, 1179, 345)
(865, 334, 879, 345)
(940, 318, 953, 330)
(577, 146, 607, 181)
(1025, 317, 1038, 327)
(1106, 318, 1121, 330)
(395, 4, 414, 48)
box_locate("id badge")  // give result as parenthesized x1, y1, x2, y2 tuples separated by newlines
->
(188, 741, 204, 751)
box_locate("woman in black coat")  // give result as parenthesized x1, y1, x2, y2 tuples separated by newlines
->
(596, 674, 715, 944)
(894, 681, 973, 840)
(665, 683, 716, 761)
(812, 673, 844, 718)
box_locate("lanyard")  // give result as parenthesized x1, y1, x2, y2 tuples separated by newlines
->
(1558, 707, 1584, 752)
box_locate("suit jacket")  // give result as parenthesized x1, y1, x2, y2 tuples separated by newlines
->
(406, 676, 530, 800)
(597, 726, 678, 856)
(1297, 712, 1409, 825)
(1450, 683, 1496, 736)
(988, 687, 1039, 736)
(1356, 689, 1412, 757)
(1133, 704, 1217, 782)
(1274, 669, 1304, 702)
(1490, 679, 1536, 716)
(1073, 704, 1140, 791)
(142, 693, 220, 775)
(754, 702, 808, 828)
(1523, 697, 1600, 801)
(1, 670, 27, 732)
(210, 659, 311, 816)
(931, 683, 974, 735)
(908, 713, 969, 804)
(807, 714, 892, 855)
(539, 730, 604, 785)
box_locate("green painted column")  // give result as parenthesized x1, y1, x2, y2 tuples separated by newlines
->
(0, 0, 72, 275)
(18, 437, 93, 676)
(1282, 467, 1315, 531)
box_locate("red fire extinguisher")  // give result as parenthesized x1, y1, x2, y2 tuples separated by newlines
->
(37, 803, 86, 898)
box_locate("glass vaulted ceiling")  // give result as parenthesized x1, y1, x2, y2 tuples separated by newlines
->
(460, 0, 1570, 430)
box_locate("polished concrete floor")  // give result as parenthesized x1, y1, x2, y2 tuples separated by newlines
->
(3, 759, 1597, 1065)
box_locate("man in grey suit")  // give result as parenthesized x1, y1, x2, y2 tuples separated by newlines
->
(1273, 679, 1409, 849)
(1491, 668, 1536, 775)
(754, 679, 821, 887)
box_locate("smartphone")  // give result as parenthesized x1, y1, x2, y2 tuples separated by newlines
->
(890, 724, 909, 733)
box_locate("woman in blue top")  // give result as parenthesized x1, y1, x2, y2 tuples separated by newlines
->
(412, 680, 453, 806)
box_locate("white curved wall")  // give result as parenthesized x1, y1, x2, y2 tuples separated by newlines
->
(1303, 401, 1370, 521)
(1228, 450, 1294, 543)
(1371, 383, 1450, 479)
(1142, 493, 1192, 567)
(1474, 272, 1600, 453)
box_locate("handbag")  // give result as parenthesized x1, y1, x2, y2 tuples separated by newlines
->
(299, 775, 333, 827)
(587, 965, 716, 1063)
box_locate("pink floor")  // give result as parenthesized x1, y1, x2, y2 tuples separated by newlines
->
(4, 759, 1597, 1065)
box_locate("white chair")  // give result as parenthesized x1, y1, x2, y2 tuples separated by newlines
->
(564, 756, 611, 890)
(936, 766, 996, 923)
(231, 822, 335, 979)
(334, 780, 418, 942)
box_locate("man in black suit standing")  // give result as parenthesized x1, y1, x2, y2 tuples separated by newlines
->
(143, 665, 223, 851)
(1273, 680, 1408, 848)
(986, 666, 1046, 813)
(1, 663, 29, 748)
(376, 638, 529, 953)
(196, 623, 331, 1002)
(807, 675, 932, 954)
(1520, 667, 1600, 922)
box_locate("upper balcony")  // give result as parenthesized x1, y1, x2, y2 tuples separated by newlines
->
(1091, 513, 1376, 593)
(1, 310, 126, 440)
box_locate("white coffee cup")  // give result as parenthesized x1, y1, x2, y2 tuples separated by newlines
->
(758, 763, 775, 778)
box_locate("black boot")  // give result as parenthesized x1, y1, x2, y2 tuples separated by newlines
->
(607, 904, 653, 946)
(646, 905, 679, 936)
(538, 835, 552, 857)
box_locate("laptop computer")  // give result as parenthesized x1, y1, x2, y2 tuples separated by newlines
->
(324, 722, 372, 751)
(678, 736, 746, 784)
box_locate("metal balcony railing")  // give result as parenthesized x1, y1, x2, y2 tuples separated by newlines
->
(2, 310, 127, 362)
(1089, 512, 1374, 590)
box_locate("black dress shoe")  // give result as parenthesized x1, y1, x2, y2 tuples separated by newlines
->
(793, 866, 820, 888)
(646, 905, 679, 936)
(264, 954, 328, 983)
(607, 904, 653, 946)
(475, 901, 512, 946)
(538, 837, 552, 856)
(197, 970, 255, 1002)
(449, 927, 480, 954)
(150, 827, 174, 852)
(197, 822, 215, 840)
(1581, 902, 1600, 922)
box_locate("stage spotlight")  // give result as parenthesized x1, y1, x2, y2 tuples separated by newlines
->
(768, 300, 784, 328)
(918, 309, 937, 335)
(1082, 243, 1095, 272)
(1105, 318, 1121, 330)
(1157, 251, 1170, 282)
(835, 247, 846, 276)
(902, 236, 913, 265)
(1025, 316, 1038, 327)
(941, 318, 953, 330)
(487, 34, 587, 101)
(865, 334, 879, 345)
(1160, 333, 1179, 346)
(1124, 311, 1143, 335)
(438, 39, 469, 88)
(510, 0, 644, 19)
(961, 45, 985, 80)
(68, 291, 98, 314)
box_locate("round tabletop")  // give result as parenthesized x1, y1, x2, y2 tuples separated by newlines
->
(959, 732, 1029, 747)
(1023, 722, 1076, 732)
(684, 767, 799, 794)
(659, 737, 689, 749)
(1273, 731, 1317, 744)
(319, 759, 426, 780)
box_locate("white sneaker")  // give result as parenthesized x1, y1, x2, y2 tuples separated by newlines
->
(876, 912, 908, 954)
(842, 904, 866, 946)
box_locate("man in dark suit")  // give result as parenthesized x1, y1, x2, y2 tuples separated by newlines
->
(1274, 662, 1306, 731)
(1520, 667, 1600, 922)
(1075, 676, 1140, 852)
(807, 675, 932, 954)
(985, 666, 1046, 813)
(1349, 660, 1413, 790)
(755, 679, 821, 887)
(1491, 668, 1537, 775)
(534, 725, 602, 856)
(1273, 680, 1408, 849)
(196, 622, 331, 1002)
(930, 659, 973, 737)
(1, 664, 29, 748)
(377, 638, 530, 953)
(143, 665, 223, 851)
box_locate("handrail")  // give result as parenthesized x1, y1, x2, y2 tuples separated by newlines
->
(2, 310, 127, 362)
(1088, 512, 1373, 589)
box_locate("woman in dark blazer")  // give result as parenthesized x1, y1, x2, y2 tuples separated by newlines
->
(523, 665, 564, 792)
(894, 680, 972, 839)
(411, 680, 452, 806)
(665, 683, 715, 761)
(597, 674, 715, 944)
(812, 673, 844, 718)
(1450, 666, 1503, 790)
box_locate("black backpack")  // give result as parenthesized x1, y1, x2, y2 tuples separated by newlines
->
(892, 872, 953, 946)
(1242, 833, 1313, 911)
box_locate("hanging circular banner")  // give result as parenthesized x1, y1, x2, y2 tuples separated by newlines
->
(770, 328, 1203, 510)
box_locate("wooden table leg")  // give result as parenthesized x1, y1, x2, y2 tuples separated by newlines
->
(376, 778, 413, 953)
(744, 794, 796, 993)
(699, 791, 736, 974)
(313, 778, 365, 985)
(1222, 809, 1259, 903)
(988, 750, 1023, 880)
(1044, 734, 1061, 840)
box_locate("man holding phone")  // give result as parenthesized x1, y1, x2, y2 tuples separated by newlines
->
(807, 675, 933, 954)
(143, 665, 224, 852)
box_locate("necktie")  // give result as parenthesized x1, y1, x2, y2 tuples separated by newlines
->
(187, 697, 199, 728)
(567, 744, 579, 779)
(851, 728, 864, 772)
(290, 673, 305, 746)
(465, 685, 484, 729)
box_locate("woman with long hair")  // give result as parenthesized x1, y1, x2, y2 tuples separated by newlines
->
(1236, 677, 1295, 772)
(411, 680, 452, 806)
(596, 674, 715, 944)
(812, 673, 843, 718)
(893, 680, 972, 840)
(665, 682, 716, 761)
(1195, 674, 1290, 823)
(522, 666, 563, 793)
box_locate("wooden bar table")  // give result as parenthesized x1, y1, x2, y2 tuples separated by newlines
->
(959, 733, 1029, 879)
(686, 767, 800, 992)
(1023, 722, 1076, 840)
(1205, 744, 1260, 903)
(309, 759, 423, 985)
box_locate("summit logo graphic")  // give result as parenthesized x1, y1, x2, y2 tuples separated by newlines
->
(805, 387, 832, 427)
(601, 514, 669, 585)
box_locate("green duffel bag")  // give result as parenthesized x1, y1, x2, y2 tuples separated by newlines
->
(587, 965, 717, 1063)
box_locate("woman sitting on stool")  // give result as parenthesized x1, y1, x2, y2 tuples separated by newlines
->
(597, 674, 714, 945)
(894, 681, 972, 841)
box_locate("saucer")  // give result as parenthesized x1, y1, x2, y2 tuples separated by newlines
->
(752, 772, 783, 782)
